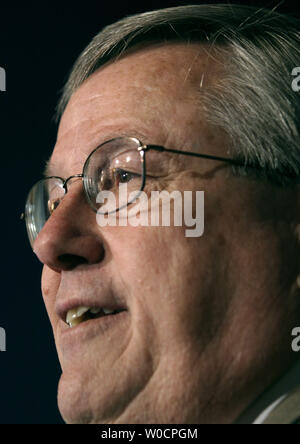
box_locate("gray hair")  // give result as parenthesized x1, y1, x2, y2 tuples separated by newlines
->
(56, 4, 300, 185)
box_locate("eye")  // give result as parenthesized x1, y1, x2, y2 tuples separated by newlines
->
(48, 198, 60, 214)
(113, 168, 140, 184)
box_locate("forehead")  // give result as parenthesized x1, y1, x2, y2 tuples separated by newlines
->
(49, 43, 225, 176)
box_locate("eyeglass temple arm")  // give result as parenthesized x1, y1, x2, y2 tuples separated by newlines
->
(145, 145, 300, 180)
(145, 144, 254, 169)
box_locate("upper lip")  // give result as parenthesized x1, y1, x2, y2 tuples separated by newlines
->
(55, 294, 128, 324)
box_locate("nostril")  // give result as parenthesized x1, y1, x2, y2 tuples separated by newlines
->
(58, 254, 88, 270)
(34, 232, 105, 271)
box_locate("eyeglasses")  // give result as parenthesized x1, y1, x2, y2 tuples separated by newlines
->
(23, 136, 255, 248)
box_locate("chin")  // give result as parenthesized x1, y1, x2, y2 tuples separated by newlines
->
(57, 364, 150, 424)
(57, 371, 96, 424)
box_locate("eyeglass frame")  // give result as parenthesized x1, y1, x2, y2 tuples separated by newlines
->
(22, 135, 276, 224)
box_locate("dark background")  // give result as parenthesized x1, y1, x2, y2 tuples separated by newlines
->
(0, 0, 299, 424)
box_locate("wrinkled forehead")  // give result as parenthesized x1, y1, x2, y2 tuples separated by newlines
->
(51, 43, 225, 175)
(58, 43, 224, 132)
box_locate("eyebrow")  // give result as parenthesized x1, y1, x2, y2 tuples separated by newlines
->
(42, 129, 151, 179)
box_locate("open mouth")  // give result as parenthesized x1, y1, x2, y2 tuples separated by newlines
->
(65, 306, 127, 328)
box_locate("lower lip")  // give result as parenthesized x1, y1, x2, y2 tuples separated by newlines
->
(58, 310, 130, 348)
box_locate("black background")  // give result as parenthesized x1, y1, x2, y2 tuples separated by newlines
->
(0, 0, 299, 424)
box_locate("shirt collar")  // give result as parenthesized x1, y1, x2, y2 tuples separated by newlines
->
(234, 359, 300, 424)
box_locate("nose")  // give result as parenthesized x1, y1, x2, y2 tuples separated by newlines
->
(33, 184, 105, 272)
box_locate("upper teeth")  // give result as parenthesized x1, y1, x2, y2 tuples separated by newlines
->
(65, 306, 116, 328)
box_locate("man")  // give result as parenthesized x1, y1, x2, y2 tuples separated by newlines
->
(24, 4, 300, 423)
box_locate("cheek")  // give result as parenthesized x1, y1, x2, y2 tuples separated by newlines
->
(107, 224, 179, 280)
(106, 224, 216, 336)
(105, 225, 171, 317)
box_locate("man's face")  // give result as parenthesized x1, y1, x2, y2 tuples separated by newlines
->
(33, 43, 300, 424)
